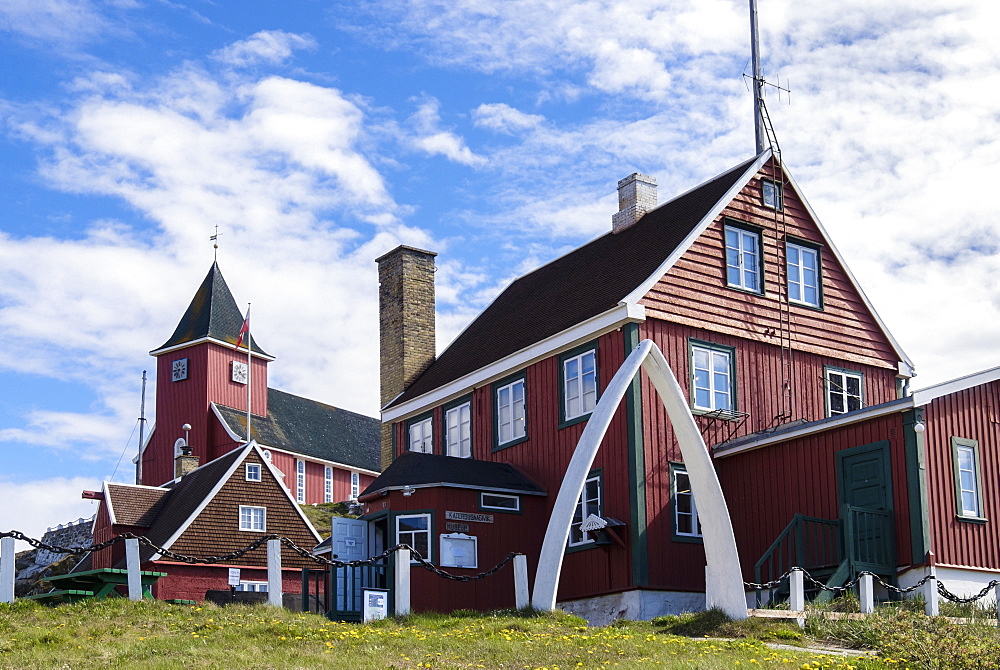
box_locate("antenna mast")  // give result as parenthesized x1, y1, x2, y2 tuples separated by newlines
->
(136, 370, 147, 484)
(750, 0, 765, 154)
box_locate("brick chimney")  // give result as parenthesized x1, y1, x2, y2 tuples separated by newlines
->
(612, 173, 657, 233)
(174, 444, 199, 479)
(376, 245, 437, 468)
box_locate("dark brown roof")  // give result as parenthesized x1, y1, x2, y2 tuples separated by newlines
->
(389, 156, 758, 407)
(105, 484, 170, 527)
(153, 262, 268, 356)
(214, 388, 380, 472)
(359, 451, 545, 499)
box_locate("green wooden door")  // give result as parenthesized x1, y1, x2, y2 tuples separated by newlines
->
(837, 441, 895, 574)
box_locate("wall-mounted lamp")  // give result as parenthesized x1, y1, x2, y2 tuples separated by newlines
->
(914, 421, 926, 434)
(402, 485, 415, 497)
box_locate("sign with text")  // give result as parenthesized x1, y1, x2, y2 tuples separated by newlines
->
(363, 588, 389, 622)
(445, 511, 494, 524)
(445, 522, 470, 533)
(227, 568, 241, 587)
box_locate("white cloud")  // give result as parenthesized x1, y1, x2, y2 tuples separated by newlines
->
(0, 0, 113, 46)
(0, 477, 100, 550)
(212, 30, 317, 67)
(407, 98, 486, 166)
(472, 103, 544, 134)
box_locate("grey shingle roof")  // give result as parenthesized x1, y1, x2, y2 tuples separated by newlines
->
(153, 262, 269, 356)
(359, 451, 545, 498)
(388, 156, 758, 407)
(214, 388, 381, 472)
(105, 484, 170, 526)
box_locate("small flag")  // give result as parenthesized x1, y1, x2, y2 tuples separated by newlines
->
(234, 313, 250, 350)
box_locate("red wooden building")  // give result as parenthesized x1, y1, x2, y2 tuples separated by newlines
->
(361, 149, 1000, 621)
(88, 443, 321, 601)
(136, 262, 380, 504)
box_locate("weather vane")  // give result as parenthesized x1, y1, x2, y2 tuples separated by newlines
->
(210, 226, 222, 261)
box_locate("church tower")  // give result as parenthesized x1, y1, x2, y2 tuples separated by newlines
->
(138, 263, 274, 486)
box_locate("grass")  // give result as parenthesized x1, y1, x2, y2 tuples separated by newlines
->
(298, 502, 357, 538)
(0, 599, 900, 670)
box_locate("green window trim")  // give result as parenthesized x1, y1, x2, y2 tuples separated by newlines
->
(687, 338, 738, 416)
(951, 437, 987, 523)
(478, 492, 522, 514)
(492, 371, 528, 451)
(441, 395, 473, 459)
(566, 469, 603, 553)
(723, 218, 766, 295)
(558, 341, 600, 429)
(761, 178, 783, 211)
(393, 510, 435, 563)
(785, 237, 824, 310)
(670, 462, 703, 544)
(824, 366, 864, 417)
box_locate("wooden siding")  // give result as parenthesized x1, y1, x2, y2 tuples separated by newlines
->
(922, 380, 1000, 569)
(715, 414, 912, 580)
(148, 564, 304, 602)
(640, 161, 901, 372)
(168, 449, 318, 569)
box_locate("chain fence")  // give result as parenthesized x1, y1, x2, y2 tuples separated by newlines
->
(1, 530, 519, 584)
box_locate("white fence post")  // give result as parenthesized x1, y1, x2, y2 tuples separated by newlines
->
(513, 554, 529, 610)
(125, 538, 143, 601)
(859, 573, 874, 614)
(1, 537, 14, 604)
(924, 573, 939, 617)
(789, 568, 805, 627)
(994, 582, 1000, 623)
(267, 539, 283, 607)
(395, 548, 411, 616)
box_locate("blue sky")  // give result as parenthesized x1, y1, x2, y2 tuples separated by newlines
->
(2, 0, 999, 540)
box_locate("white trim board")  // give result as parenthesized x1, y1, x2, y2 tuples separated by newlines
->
(149, 336, 276, 361)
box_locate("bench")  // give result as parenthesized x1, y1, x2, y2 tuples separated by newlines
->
(24, 589, 95, 604)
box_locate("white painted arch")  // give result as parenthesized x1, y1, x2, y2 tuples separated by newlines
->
(530, 339, 747, 619)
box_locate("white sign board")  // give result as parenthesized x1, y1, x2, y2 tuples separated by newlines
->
(363, 588, 389, 622)
(440, 533, 478, 569)
(227, 568, 241, 587)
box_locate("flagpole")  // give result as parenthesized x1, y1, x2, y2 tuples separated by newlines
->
(246, 303, 252, 443)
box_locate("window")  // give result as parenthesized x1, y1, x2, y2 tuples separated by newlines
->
(445, 400, 472, 458)
(235, 581, 268, 592)
(787, 242, 820, 308)
(296, 460, 306, 503)
(245, 463, 261, 482)
(495, 376, 527, 447)
(562, 348, 597, 422)
(569, 473, 602, 547)
(690, 341, 735, 413)
(262, 449, 271, 461)
(239, 505, 266, 532)
(762, 179, 783, 210)
(350, 472, 360, 500)
(724, 223, 762, 292)
(826, 368, 863, 416)
(952, 437, 986, 521)
(672, 464, 702, 539)
(480, 492, 520, 512)
(324, 466, 333, 503)
(396, 513, 431, 561)
(408, 415, 433, 453)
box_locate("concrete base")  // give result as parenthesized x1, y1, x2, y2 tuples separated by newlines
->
(899, 565, 999, 606)
(557, 589, 706, 626)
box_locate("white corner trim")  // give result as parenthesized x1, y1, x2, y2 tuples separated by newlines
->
(150, 443, 255, 560)
(103, 481, 117, 526)
(382, 302, 646, 422)
(210, 403, 247, 442)
(780, 169, 915, 372)
(713, 398, 913, 458)
(254, 444, 323, 542)
(911, 364, 1000, 408)
(149, 336, 276, 361)
(621, 152, 773, 307)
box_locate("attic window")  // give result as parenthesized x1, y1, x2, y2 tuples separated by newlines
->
(239, 505, 266, 532)
(246, 464, 261, 482)
(762, 179, 782, 210)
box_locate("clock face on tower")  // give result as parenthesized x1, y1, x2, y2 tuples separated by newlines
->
(171, 358, 188, 382)
(232, 361, 249, 385)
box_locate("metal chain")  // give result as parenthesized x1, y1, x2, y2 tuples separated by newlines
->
(937, 579, 1000, 604)
(746, 567, 936, 596)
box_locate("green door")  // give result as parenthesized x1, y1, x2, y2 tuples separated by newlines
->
(837, 441, 895, 574)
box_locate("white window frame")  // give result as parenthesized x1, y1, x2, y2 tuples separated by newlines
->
(496, 378, 526, 446)
(396, 513, 431, 562)
(324, 466, 333, 503)
(350, 472, 360, 500)
(563, 349, 597, 421)
(235, 581, 268, 592)
(826, 368, 863, 416)
(296, 459, 306, 503)
(408, 416, 433, 453)
(673, 465, 702, 538)
(480, 492, 520, 512)
(724, 224, 762, 292)
(762, 179, 783, 210)
(569, 474, 602, 547)
(245, 463, 261, 482)
(690, 342, 734, 413)
(238, 505, 266, 532)
(787, 242, 820, 308)
(445, 401, 472, 458)
(952, 438, 985, 520)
